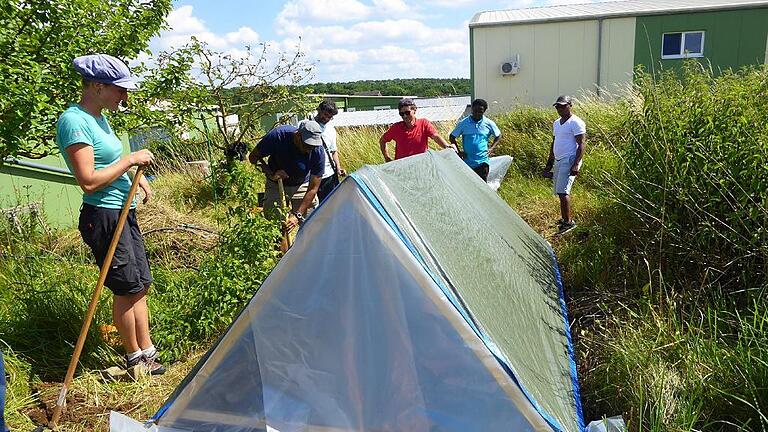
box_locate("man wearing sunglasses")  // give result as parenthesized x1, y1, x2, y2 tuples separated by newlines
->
(379, 98, 454, 162)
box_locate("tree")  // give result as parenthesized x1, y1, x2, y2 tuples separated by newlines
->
(0, 0, 172, 161)
(132, 37, 315, 165)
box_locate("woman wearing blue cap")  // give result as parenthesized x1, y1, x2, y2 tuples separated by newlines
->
(55, 54, 164, 375)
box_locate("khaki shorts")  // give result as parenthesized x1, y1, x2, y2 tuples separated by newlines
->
(263, 179, 318, 219)
(553, 155, 581, 195)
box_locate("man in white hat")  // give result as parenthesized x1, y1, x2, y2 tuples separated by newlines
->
(542, 95, 586, 235)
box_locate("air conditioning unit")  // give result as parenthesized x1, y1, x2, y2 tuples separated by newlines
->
(500, 54, 520, 76)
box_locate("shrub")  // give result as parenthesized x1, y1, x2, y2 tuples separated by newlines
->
(146, 163, 281, 361)
(618, 63, 768, 289)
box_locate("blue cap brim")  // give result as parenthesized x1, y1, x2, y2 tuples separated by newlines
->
(112, 77, 138, 91)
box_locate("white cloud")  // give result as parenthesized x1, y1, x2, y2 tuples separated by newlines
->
(423, 42, 468, 56)
(502, 0, 536, 8)
(423, 0, 476, 7)
(166, 6, 206, 34)
(225, 27, 260, 45)
(347, 19, 465, 47)
(372, 0, 409, 14)
(152, 6, 261, 52)
(147, 2, 473, 84)
(315, 48, 360, 65)
(364, 45, 419, 63)
(277, 0, 371, 25)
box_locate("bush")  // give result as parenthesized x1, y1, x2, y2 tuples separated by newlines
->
(618, 63, 768, 290)
(147, 163, 281, 361)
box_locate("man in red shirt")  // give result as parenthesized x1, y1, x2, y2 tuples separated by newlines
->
(379, 98, 454, 161)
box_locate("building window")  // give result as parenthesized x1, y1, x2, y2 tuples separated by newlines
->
(662, 31, 705, 59)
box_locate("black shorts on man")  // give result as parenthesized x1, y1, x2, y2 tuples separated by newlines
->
(472, 163, 490, 182)
(78, 204, 152, 296)
(317, 174, 340, 201)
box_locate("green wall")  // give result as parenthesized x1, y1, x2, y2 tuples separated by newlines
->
(635, 8, 768, 73)
(0, 134, 132, 228)
(0, 155, 82, 228)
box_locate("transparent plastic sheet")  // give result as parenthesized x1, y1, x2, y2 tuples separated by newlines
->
(586, 416, 626, 432)
(353, 151, 582, 432)
(111, 412, 153, 432)
(148, 181, 545, 432)
(487, 155, 514, 191)
(110, 411, 186, 432)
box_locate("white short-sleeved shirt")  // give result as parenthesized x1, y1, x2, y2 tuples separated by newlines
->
(552, 115, 586, 160)
(300, 119, 337, 179)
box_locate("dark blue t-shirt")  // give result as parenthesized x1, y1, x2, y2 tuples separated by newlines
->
(256, 125, 326, 186)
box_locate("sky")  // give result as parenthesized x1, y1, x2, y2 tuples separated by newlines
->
(145, 0, 596, 84)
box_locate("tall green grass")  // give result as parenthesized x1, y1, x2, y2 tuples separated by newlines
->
(3, 66, 768, 431)
(616, 64, 768, 292)
(491, 65, 768, 431)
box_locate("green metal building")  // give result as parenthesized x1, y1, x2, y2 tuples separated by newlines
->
(470, 0, 768, 107)
(1, 136, 131, 228)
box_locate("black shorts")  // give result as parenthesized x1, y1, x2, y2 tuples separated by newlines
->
(317, 174, 340, 202)
(472, 163, 490, 182)
(78, 203, 153, 296)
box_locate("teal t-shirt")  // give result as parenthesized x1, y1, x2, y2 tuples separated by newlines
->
(56, 104, 134, 209)
(450, 116, 502, 168)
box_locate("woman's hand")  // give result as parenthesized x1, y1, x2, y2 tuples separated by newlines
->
(139, 177, 153, 204)
(129, 149, 154, 166)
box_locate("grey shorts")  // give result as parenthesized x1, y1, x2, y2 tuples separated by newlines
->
(553, 155, 580, 195)
(263, 179, 318, 219)
(78, 204, 152, 296)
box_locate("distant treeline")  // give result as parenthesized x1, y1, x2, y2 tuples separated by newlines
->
(298, 78, 471, 97)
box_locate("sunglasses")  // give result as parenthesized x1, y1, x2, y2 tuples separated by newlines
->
(399, 110, 412, 117)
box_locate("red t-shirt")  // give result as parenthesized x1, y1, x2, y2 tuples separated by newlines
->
(382, 118, 438, 160)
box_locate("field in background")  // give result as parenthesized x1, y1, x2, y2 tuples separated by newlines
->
(2, 64, 767, 431)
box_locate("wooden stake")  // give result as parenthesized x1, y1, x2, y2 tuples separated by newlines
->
(50, 166, 146, 428)
(277, 178, 293, 250)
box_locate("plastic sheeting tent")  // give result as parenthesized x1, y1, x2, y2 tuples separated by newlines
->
(112, 150, 583, 432)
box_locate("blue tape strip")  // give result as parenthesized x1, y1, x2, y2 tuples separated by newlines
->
(550, 247, 586, 431)
(350, 174, 573, 432)
(152, 401, 171, 421)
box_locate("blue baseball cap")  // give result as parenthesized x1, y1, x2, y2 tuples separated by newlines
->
(298, 120, 324, 147)
(72, 54, 137, 90)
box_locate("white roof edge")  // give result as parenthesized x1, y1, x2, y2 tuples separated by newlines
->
(469, 0, 768, 28)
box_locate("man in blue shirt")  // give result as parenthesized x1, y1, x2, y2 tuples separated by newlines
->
(249, 121, 326, 230)
(450, 99, 502, 182)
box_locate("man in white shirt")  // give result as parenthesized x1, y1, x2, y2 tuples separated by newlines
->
(300, 100, 346, 201)
(542, 95, 586, 235)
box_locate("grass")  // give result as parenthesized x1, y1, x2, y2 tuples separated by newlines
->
(1, 162, 280, 430)
(3, 67, 768, 431)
